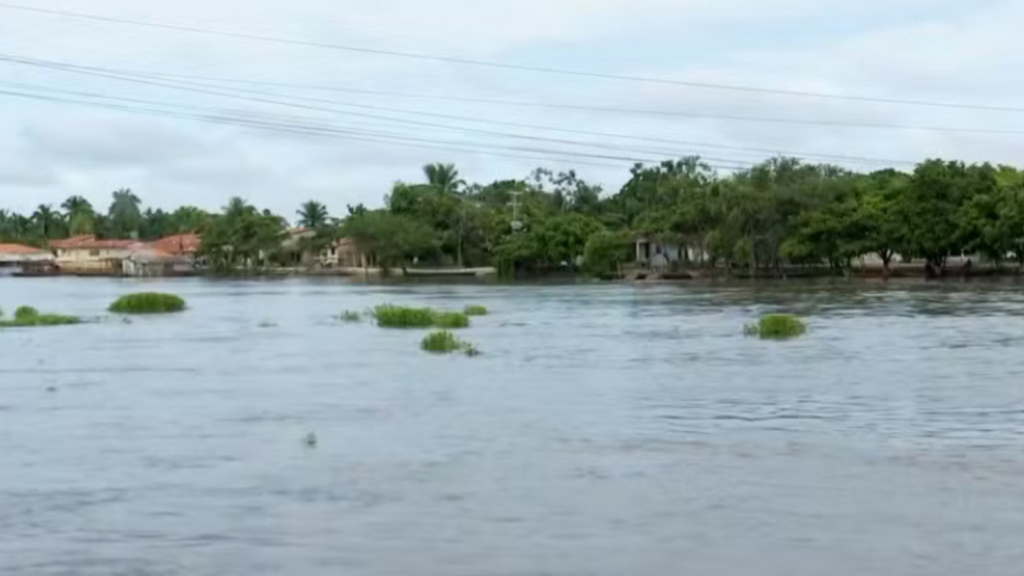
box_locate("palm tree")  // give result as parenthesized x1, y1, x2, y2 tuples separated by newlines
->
(423, 163, 464, 195)
(296, 201, 330, 229)
(62, 195, 95, 235)
(32, 204, 63, 240)
(224, 197, 253, 219)
(61, 195, 93, 216)
(108, 188, 142, 238)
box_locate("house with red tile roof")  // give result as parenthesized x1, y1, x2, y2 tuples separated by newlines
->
(0, 243, 54, 263)
(48, 235, 143, 274)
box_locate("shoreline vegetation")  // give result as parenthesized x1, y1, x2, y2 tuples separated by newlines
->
(3, 159, 1024, 282)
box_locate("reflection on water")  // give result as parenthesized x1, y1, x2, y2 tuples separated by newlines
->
(2, 278, 1024, 575)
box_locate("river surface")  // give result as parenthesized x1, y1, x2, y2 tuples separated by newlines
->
(2, 278, 1024, 576)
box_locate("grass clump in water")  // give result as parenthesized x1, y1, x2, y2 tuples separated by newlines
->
(421, 330, 481, 356)
(109, 293, 186, 314)
(372, 305, 471, 329)
(432, 311, 470, 329)
(0, 305, 80, 328)
(340, 310, 362, 322)
(745, 314, 807, 340)
(464, 305, 488, 316)
(373, 305, 436, 328)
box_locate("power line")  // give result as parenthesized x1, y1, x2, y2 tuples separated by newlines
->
(0, 56, 760, 165)
(3, 56, 917, 166)
(0, 1, 1021, 114)
(0, 86, 755, 170)
(4, 51, 1019, 151)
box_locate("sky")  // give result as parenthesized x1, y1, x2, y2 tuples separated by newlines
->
(1, 0, 1022, 220)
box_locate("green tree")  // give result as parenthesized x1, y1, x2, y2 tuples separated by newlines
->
(342, 210, 439, 270)
(108, 188, 143, 239)
(583, 230, 631, 276)
(423, 163, 464, 195)
(296, 201, 330, 229)
(32, 204, 64, 240)
(199, 197, 287, 270)
(61, 196, 96, 235)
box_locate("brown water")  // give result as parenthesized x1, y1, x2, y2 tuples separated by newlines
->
(2, 278, 1024, 575)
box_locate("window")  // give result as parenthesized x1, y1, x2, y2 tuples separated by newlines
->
(89, 250, 100, 257)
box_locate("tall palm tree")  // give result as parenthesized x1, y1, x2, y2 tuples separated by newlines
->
(423, 163, 464, 195)
(108, 188, 142, 238)
(62, 195, 96, 235)
(32, 204, 63, 240)
(224, 197, 253, 219)
(296, 201, 330, 229)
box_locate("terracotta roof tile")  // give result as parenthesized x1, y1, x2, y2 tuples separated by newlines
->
(149, 233, 201, 255)
(0, 243, 43, 254)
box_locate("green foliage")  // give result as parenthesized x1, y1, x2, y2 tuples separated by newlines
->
(745, 314, 807, 340)
(373, 305, 437, 328)
(372, 305, 470, 329)
(297, 201, 331, 229)
(343, 211, 440, 269)
(420, 330, 480, 356)
(432, 311, 470, 329)
(0, 305, 80, 328)
(6, 156, 1024, 278)
(583, 230, 631, 276)
(464, 305, 488, 316)
(109, 293, 187, 314)
(199, 197, 287, 271)
(340, 310, 362, 322)
(15, 306, 39, 321)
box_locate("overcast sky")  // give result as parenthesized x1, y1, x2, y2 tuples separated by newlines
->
(1, 0, 1022, 219)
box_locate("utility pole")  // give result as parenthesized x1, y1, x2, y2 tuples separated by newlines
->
(510, 189, 523, 233)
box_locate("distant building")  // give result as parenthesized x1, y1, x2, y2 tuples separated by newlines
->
(634, 237, 707, 269)
(49, 236, 139, 274)
(48, 234, 201, 276)
(0, 243, 53, 263)
(320, 238, 367, 268)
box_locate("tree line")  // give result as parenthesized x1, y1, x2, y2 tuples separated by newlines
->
(3, 157, 1023, 276)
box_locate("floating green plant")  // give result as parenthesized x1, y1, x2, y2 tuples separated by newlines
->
(372, 305, 470, 329)
(421, 330, 480, 356)
(372, 305, 437, 328)
(464, 305, 488, 316)
(745, 314, 807, 340)
(0, 305, 80, 328)
(431, 311, 470, 329)
(340, 310, 362, 322)
(109, 293, 186, 314)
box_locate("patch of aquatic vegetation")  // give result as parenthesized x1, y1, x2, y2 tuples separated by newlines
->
(432, 311, 470, 329)
(340, 310, 362, 322)
(0, 305, 81, 328)
(109, 293, 186, 314)
(421, 330, 480, 356)
(464, 305, 488, 316)
(745, 314, 807, 340)
(372, 305, 470, 329)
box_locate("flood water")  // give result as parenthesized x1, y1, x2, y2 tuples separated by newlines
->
(2, 277, 1024, 575)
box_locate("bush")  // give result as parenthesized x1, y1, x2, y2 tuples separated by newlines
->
(421, 331, 480, 356)
(0, 305, 80, 328)
(432, 311, 470, 329)
(340, 310, 362, 322)
(745, 314, 807, 340)
(583, 230, 631, 277)
(373, 305, 436, 328)
(464, 305, 488, 316)
(15, 306, 39, 321)
(109, 293, 186, 314)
